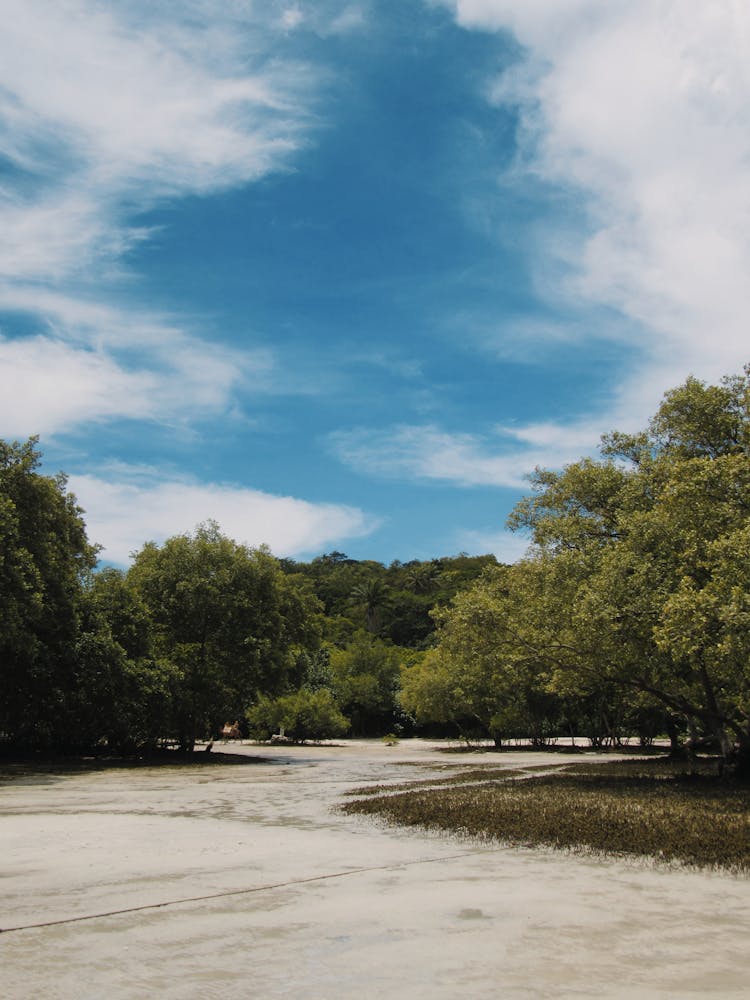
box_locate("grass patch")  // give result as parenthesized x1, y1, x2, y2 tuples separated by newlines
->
(559, 755, 724, 779)
(342, 757, 750, 872)
(345, 765, 557, 797)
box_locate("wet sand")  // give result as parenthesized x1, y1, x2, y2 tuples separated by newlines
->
(2, 739, 749, 998)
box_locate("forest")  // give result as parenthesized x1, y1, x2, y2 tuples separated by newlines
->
(2, 366, 749, 773)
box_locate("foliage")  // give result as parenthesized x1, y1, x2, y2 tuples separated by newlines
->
(127, 523, 322, 749)
(73, 568, 176, 752)
(425, 366, 750, 766)
(400, 648, 471, 732)
(350, 577, 390, 633)
(329, 631, 404, 735)
(402, 562, 568, 745)
(0, 438, 98, 749)
(280, 551, 497, 648)
(540, 370, 750, 761)
(246, 688, 349, 743)
(0, 436, 498, 752)
(297, 646, 334, 692)
(8, 366, 750, 758)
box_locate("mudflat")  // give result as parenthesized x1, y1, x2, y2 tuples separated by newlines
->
(2, 739, 748, 999)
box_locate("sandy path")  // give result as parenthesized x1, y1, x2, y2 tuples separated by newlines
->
(1, 739, 748, 999)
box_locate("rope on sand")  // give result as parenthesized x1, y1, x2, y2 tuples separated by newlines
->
(0, 850, 481, 935)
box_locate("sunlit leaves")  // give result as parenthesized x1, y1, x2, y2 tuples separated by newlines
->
(424, 366, 750, 758)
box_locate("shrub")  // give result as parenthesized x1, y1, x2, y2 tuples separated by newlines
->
(247, 688, 350, 743)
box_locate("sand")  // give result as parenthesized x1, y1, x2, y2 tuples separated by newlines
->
(1, 739, 749, 999)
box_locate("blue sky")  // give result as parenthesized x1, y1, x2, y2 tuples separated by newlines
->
(1, 1, 749, 565)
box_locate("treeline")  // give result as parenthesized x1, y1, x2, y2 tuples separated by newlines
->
(404, 366, 750, 773)
(279, 550, 497, 649)
(0, 435, 493, 752)
(3, 366, 750, 765)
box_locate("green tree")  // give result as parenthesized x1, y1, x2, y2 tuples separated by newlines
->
(0, 438, 98, 749)
(382, 589, 435, 648)
(400, 647, 483, 740)
(128, 523, 322, 750)
(74, 568, 175, 752)
(507, 366, 750, 767)
(415, 367, 750, 763)
(406, 561, 565, 744)
(281, 551, 497, 650)
(329, 631, 403, 734)
(246, 688, 349, 743)
(350, 577, 390, 633)
(403, 561, 441, 594)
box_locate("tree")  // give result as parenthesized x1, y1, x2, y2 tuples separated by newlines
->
(74, 568, 175, 752)
(507, 366, 750, 767)
(403, 561, 441, 594)
(414, 367, 750, 763)
(0, 438, 98, 749)
(280, 551, 498, 651)
(406, 561, 566, 745)
(382, 588, 435, 648)
(400, 647, 483, 740)
(128, 523, 322, 750)
(329, 631, 403, 735)
(350, 578, 390, 633)
(246, 688, 349, 743)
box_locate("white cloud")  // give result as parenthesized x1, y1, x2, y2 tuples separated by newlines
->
(281, 7, 305, 31)
(498, 419, 611, 453)
(326, 5, 368, 35)
(0, 288, 277, 437)
(276, 2, 368, 36)
(69, 469, 378, 565)
(454, 528, 531, 564)
(0, 193, 148, 283)
(0, 0, 321, 437)
(330, 419, 605, 488)
(438, 0, 750, 415)
(0, 337, 158, 438)
(0, 329, 272, 439)
(0, 0, 313, 204)
(349, 351, 423, 379)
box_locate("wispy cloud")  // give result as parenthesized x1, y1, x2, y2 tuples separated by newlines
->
(69, 466, 378, 565)
(0, 0, 315, 205)
(0, 289, 276, 436)
(325, 5, 368, 36)
(0, 337, 158, 438)
(348, 351, 423, 380)
(277, 2, 368, 37)
(439, 0, 750, 411)
(329, 418, 605, 488)
(454, 527, 532, 564)
(0, 0, 323, 439)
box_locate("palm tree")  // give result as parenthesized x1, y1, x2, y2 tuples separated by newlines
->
(350, 578, 389, 633)
(404, 561, 441, 594)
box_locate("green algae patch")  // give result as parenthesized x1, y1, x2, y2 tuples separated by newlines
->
(344, 766, 550, 797)
(342, 758, 750, 872)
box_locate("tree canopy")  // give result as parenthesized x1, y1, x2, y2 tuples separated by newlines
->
(5, 366, 749, 762)
(0, 438, 98, 748)
(127, 523, 323, 750)
(412, 366, 750, 767)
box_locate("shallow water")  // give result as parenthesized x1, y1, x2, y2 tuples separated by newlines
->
(2, 740, 748, 998)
